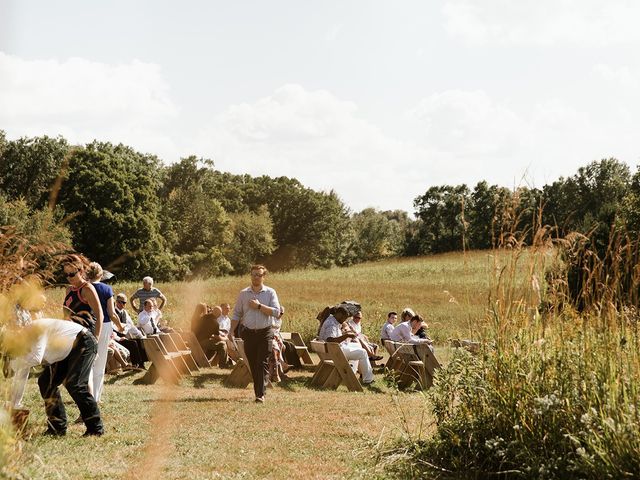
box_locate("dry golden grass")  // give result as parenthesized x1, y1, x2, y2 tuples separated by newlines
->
(43, 249, 501, 344)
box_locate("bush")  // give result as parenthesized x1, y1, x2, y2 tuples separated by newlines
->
(382, 232, 640, 479)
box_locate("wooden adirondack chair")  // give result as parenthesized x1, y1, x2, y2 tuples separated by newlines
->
(139, 337, 182, 385)
(166, 332, 200, 372)
(179, 331, 211, 368)
(280, 331, 314, 366)
(389, 342, 441, 389)
(309, 340, 363, 392)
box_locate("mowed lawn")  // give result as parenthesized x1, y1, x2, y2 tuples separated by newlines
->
(12, 251, 509, 479)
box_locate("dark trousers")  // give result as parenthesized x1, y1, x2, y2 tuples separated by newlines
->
(37, 331, 104, 435)
(117, 338, 148, 367)
(283, 340, 302, 368)
(241, 327, 273, 398)
(200, 339, 228, 367)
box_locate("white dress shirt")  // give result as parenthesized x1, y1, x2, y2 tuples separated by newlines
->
(390, 321, 430, 344)
(10, 318, 85, 407)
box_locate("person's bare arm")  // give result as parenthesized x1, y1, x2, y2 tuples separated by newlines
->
(83, 284, 103, 338)
(327, 332, 357, 343)
(108, 297, 123, 332)
(130, 291, 140, 313)
(157, 292, 167, 310)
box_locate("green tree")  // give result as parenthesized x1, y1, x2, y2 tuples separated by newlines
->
(56, 142, 175, 280)
(160, 157, 232, 277)
(0, 133, 70, 208)
(0, 194, 72, 282)
(225, 206, 276, 274)
(349, 208, 404, 262)
(413, 184, 471, 254)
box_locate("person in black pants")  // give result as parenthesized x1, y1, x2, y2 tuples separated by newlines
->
(229, 265, 281, 403)
(10, 318, 104, 436)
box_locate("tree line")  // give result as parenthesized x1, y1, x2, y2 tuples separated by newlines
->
(1, 130, 638, 281)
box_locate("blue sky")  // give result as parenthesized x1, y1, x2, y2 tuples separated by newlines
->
(2, 0, 639, 212)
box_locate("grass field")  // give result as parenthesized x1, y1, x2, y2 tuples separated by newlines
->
(7, 251, 506, 479)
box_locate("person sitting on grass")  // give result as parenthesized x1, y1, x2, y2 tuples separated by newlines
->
(380, 311, 398, 344)
(318, 306, 374, 385)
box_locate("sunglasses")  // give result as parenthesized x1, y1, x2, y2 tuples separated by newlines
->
(65, 270, 79, 278)
(251, 273, 265, 278)
(117, 300, 127, 304)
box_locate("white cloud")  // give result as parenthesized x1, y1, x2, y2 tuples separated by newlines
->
(443, 0, 640, 46)
(195, 84, 434, 212)
(0, 52, 179, 157)
(593, 64, 640, 89)
(408, 90, 524, 156)
(325, 24, 343, 42)
(405, 88, 627, 188)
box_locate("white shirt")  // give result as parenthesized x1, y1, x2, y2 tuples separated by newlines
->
(318, 315, 345, 345)
(10, 318, 85, 407)
(390, 321, 430, 344)
(347, 319, 362, 335)
(217, 314, 231, 333)
(138, 309, 161, 335)
(380, 321, 395, 341)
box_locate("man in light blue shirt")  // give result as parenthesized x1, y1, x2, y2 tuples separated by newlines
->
(230, 265, 281, 403)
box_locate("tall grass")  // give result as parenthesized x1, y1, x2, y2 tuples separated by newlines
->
(0, 226, 64, 477)
(382, 227, 640, 478)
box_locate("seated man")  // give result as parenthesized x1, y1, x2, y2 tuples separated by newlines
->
(390, 314, 433, 347)
(380, 311, 398, 344)
(190, 304, 231, 367)
(318, 306, 374, 384)
(114, 293, 147, 369)
(138, 299, 162, 335)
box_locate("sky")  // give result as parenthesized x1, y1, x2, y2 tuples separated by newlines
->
(1, 0, 640, 213)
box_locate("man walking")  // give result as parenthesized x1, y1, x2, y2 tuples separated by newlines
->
(229, 265, 280, 403)
(11, 318, 104, 436)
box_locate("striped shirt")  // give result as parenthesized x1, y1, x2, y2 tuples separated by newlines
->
(130, 287, 165, 313)
(232, 285, 280, 330)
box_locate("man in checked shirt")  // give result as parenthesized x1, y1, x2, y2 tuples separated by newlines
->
(229, 265, 281, 403)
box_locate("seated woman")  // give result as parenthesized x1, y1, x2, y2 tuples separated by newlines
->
(390, 313, 433, 347)
(105, 336, 139, 373)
